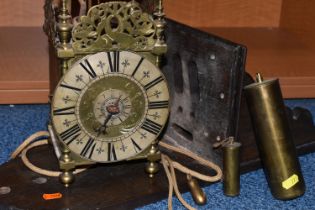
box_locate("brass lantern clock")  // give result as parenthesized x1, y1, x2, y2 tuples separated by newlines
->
(45, 0, 169, 186)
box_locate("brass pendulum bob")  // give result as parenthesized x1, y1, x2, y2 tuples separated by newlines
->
(187, 175, 207, 205)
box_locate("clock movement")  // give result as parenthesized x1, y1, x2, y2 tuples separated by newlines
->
(45, 0, 169, 186)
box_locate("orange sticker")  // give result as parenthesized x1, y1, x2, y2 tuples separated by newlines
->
(43, 193, 62, 200)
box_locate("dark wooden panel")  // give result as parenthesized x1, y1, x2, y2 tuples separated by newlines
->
(0, 145, 172, 210)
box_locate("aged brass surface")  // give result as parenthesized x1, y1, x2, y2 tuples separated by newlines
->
(223, 138, 241, 197)
(56, 0, 74, 75)
(187, 176, 207, 205)
(59, 171, 75, 187)
(244, 74, 305, 200)
(59, 148, 75, 187)
(72, 2, 157, 53)
(44, 0, 167, 67)
(45, 0, 169, 186)
(145, 143, 161, 177)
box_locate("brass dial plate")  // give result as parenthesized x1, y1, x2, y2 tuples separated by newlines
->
(51, 51, 169, 163)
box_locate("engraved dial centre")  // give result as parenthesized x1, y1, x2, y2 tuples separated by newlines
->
(93, 89, 132, 126)
(76, 74, 147, 141)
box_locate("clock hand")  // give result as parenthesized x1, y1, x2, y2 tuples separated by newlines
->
(114, 95, 122, 109)
(96, 113, 112, 136)
(96, 95, 123, 136)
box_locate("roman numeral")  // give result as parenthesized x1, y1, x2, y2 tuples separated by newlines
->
(53, 106, 75, 115)
(64, 133, 80, 146)
(144, 76, 164, 90)
(60, 124, 81, 141)
(80, 138, 96, 158)
(131, 138, 142, 153)
(131, 57, 144, 77)
(122, 97, 129, 102)
(60, 83, 81, 92)
(141, 118, 162, 135)
(107, 51, 120, 72)
(107, 143, 117, 161)
(148, 101, 169, 109)
(80, 59, 97, 79)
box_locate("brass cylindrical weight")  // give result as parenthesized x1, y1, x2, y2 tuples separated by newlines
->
(244, 73, 305, 200)
(223, 140, 241, 196)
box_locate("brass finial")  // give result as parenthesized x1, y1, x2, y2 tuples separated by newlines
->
(57, 0, 73, 45)
(157, 0, 163, 12)
(57, 0, 74, 75)
(256, 73, 264, 83)
(60, 0, 67, 14)
(154, 0, 165, 39)
(153, 0, 167, 66)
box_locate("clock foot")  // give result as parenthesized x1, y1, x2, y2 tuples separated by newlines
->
(59, 147, 75, 187)
(145, 162, 159, 178)
(145, 143, 161, 178)
(59, 170, 75, 187)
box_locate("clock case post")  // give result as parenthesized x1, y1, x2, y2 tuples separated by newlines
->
(45, 0, 167, 186)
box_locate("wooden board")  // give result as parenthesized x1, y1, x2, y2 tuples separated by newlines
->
(0, 0, 283, 28)
(1, 26, 315, 104)
(0, 0, 44, 27)
(1, 1, 315, 102)
(164, 0, 283, 27)
(0, 145, 173, 210)
(0, 27, 49, 104)
(280, 0, 315, 48)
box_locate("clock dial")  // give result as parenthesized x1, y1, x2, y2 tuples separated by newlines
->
(52, 51, 170, 162)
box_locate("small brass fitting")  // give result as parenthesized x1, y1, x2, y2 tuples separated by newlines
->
(187, 175, 207, 205)
(59, 171, 75, 187)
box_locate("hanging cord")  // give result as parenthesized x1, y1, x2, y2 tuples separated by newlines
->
(159, 141, 222, 210)
(11, 132, 222, 209)
(10, 131, 86, 177)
